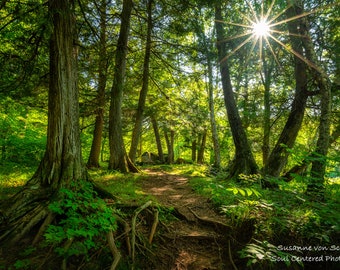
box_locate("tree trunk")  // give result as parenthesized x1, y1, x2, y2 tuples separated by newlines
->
(192, 139, 197, 163)
(261, 52, 274, 167)
(206, 47, 221, 168)
(264, 2, 309, 177)
(214, 3, 258, 178)
(87, 0, 108, 168)
(0, 0, 86, 245)
(164, 128, 174, 164)
(129, 0, 153, 163)
(197, 130, 207, 164)
(299, 6, 332, 198)
(151, 116, 164, 163)
(108, 0, 138, 173)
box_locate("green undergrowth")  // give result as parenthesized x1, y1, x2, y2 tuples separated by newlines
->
(190, 171, 340, 269)
(89, 168, 153, 205)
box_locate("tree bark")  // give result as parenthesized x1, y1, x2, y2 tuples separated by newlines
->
(0, 0, 86, 245)
(264, 2, 309, 177)
(87, 0, 108, 168)
(108, 0, 138, 173)
(151, 116, 164, 163)
(191, 139, 197, 163)
(197, 130, 207, 164)
(164, 128, 174, 164)
(206, 44, 221, 168)
(260, 52, 274, 167)
(129, 0, 153, 163)
(214, 3, 258, 178)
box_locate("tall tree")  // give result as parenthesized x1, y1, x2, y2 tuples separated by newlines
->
(264, 1, 310, 177)
(150, 115, 165, 163)
(108, 0, 138, 172)
(214, 2, 258, 178)
(0, 0, 86, 244)
(129, 0, 153, 163)
(87, 0, 108, 168)
(260, 52, 275, 166)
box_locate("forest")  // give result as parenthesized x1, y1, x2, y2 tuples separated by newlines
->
(0, 0, 339, 269)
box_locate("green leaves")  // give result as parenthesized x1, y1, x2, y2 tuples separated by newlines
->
(45, 180, 117, 258)
(227, 187, 261, 198)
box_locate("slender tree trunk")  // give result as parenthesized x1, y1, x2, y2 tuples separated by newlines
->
(260, 53, 274, 167)
(151, 116, 164, 163)
(264, 2, 309, 177)
(197, 130, 207, 164)
(215, 3, 258, 178)
(192, 138, 197, 163)
(87, 0, 108, 168)
(0, 0, 85, 245)
(108, 0, 138, 173)
(298, 6, 332, 198)
(164, 128, 174, 164)
(129, 0, 153, 163)
(206, 49, 221, 168)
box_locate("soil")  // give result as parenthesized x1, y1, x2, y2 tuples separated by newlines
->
(138, 168, 240, 270)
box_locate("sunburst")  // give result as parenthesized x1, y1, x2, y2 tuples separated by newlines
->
(217, 0, 338, 73)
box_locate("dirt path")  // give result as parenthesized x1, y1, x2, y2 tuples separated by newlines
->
(139, 168, 236, 270)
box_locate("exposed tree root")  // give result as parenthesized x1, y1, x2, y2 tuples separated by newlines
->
(33, 212, 55, 245)
(131, 200, 153, 263)
(0, 182, 51, 246)
(107, 230, 122, 270)
(148, 208, 159, 244)
(188, 207, 231, 232)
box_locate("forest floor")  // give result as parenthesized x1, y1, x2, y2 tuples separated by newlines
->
(137, 168, 240, 270)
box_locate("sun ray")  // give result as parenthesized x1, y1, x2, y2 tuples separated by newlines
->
(245, 36, 260, 67)
(263, 35, 282, 68)
(219, 34, 255, 64)
(266, 4, 292, 25)
(245, 0, 260, 23)
(264, 0, 276, 21)
(270, 3, 339, 27)
(268, 33, 321, 73)
(270, 28, 309, 39)
(220, 31, 252, 42)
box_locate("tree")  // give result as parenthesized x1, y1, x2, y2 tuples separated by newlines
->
(264, 1, 310, 177)
(87, 0, 109, 168)
(129, 0, 153, 163)
(0, 0, 86, 244)
(150, 115, 165, 163)
(214, 2, 258, 178)
(108, 0, 138, 172)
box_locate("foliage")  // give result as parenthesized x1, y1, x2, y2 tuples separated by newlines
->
(190, 171, 340, 267)
(44, 180, 117, 259)
(239, 239, 303, 269)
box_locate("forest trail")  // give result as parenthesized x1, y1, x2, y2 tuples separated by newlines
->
(139, 168, 236, 270)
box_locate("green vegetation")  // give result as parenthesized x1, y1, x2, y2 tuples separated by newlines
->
(190, 170, 340, 268)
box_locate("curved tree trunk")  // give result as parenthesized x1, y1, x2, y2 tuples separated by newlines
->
(87, 0, 108, 168)
(214, 3, 258, 178)
(264, 2, 310, 177)
(108, 0, 138, 173)
(0, 0, 86, 245)
(129, 0, 153, 163)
